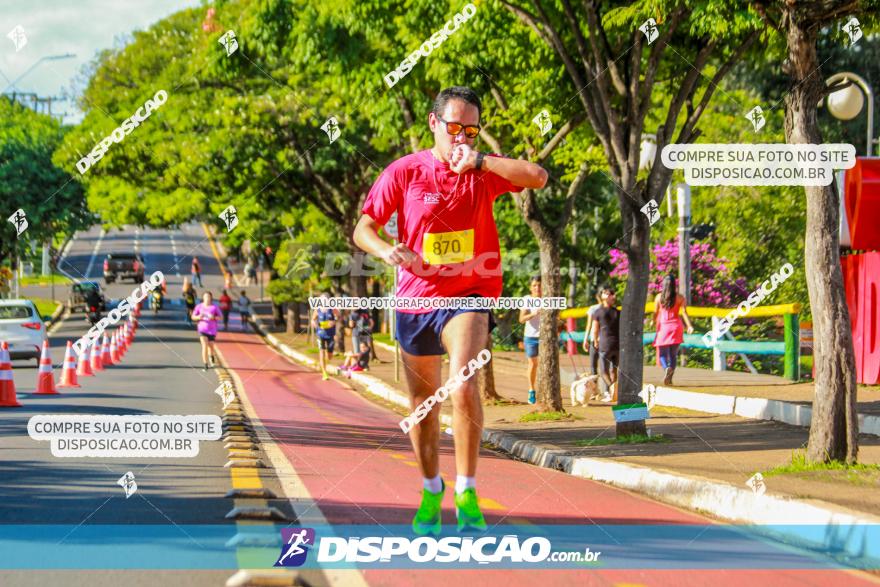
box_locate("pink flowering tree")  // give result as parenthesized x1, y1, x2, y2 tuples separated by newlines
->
(610, 241, 749, 308)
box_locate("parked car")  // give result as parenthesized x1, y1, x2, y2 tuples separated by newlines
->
(68, 281, 107, 312)
(103, 252, 145, 283)
(0, 299, 48, 366)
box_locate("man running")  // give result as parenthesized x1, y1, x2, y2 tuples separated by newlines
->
(312, 292, 338, 380)
(353, 86, 547, 535)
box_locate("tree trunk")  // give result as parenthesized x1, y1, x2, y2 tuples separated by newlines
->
(478, 331, 507, 403)
(783, 16, 858, 463)
(286, 303, 296, 334)
(272, 301, 284, 329)
(536, 237, 563, 411)
(617, 205, 650, 436)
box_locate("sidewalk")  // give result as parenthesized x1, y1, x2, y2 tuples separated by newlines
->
(252, 303, 880, 524)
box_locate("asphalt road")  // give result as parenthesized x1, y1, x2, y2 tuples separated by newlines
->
(2, 223, 877, 587)
(1, 224, 290, 586)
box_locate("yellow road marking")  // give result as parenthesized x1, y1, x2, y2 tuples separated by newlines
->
(478, 497, 506, 510)
(201, 222, 230, 281)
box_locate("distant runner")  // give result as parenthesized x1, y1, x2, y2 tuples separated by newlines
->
(312, 292, 339, 381)
(192, 291, 222, 371)
(353, 86, 548, 535)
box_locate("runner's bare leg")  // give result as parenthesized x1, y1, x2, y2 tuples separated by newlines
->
(401, 352, 442, 479)
(441, 312, 488, 478)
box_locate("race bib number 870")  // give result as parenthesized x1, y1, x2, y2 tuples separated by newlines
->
(423, 229, 474, 265)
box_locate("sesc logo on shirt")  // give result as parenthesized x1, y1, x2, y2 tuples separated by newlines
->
(423, 192, 441, 205)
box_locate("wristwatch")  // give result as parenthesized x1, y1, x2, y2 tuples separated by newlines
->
(475, 151, 485, 171)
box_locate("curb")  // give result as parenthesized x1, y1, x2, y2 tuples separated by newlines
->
(249, 315, 880, 564)
(654, 386, 880, 436)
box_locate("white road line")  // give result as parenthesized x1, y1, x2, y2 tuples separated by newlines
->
(169, 232, 181, 277)
(134, 226, 140, 253)
(83, 228, 106, 280)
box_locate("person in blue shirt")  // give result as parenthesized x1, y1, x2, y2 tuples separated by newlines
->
(312, 292, 339, 380)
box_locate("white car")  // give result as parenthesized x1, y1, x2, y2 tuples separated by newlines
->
(0, 299, 48, 366)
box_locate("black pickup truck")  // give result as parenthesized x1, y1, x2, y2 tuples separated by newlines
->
(103, 252, 145, 283)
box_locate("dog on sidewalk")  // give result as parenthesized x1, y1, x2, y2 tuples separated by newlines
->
(570, 373, 600, 407)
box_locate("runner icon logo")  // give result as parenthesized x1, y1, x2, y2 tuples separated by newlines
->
(275, 528, 316, 567)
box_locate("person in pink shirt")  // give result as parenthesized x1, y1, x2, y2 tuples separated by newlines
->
(353, 86, 548, 535)
(653, 274, 695, 385)
(192, 291, 223, 371)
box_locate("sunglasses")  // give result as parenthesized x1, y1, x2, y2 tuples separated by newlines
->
(435, 115, 481, 139)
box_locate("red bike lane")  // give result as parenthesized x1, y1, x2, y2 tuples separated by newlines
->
(216, 328, 876, 587)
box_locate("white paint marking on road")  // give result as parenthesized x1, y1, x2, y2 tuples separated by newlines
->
(55, 234, 80, 282)
(215, 347, 369, 587)
(169, 232, 181, 277)
(83, 228, 106, 280)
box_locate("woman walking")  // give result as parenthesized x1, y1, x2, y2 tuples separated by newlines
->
(192, 291, 223, 371)
(519, 276, 542, 405)
(653, 274, 695, 385)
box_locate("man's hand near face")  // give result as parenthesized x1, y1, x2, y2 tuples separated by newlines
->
(449, 144, 476, 174)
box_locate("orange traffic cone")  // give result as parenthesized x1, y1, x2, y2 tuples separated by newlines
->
(101, 334, 113, 366)
(77, 343, 94, 377)
(115, 328, 124, 357)
(57, 341, 80, 388)
(0, 341, 21, 407)
(122, 325, 130, 352)
(110, 331, 120, 364)
(35, 340, 58, 395)
(126, 321, 133, 346)
(91, 339, 104, 372)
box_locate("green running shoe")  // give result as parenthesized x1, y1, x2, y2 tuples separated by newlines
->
(455, 488, 487, 532)
(412, 481, 445, 536)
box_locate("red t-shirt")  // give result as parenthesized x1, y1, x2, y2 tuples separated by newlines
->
(362, 149, 523, 313)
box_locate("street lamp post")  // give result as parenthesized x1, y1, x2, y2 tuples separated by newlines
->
(824, 72, 876, 249)
(1, 53, 76, 94)
(825, 72, 875, 156)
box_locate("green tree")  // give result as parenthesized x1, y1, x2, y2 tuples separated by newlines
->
(1, 98, 90, 270)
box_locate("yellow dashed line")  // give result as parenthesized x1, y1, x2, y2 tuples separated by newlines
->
(230, 466, 263, 490)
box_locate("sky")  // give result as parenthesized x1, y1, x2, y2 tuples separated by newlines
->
(1, 0, 202, 124)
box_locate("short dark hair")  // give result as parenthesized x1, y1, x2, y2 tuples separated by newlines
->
(432, 86, 482, 121)
(530, 275, 541, 284)
(600, 285, 615, 295)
